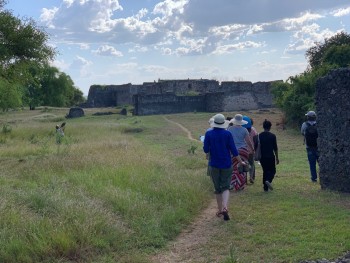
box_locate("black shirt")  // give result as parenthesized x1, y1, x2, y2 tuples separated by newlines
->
(259, 131, 278, 159)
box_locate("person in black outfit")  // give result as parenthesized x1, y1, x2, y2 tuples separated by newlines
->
(259, 119, 279, 192)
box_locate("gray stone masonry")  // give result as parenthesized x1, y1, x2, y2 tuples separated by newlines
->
(315, 68, 350, 193)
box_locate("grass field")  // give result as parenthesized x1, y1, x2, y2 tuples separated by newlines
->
(0, 107, 349, 263)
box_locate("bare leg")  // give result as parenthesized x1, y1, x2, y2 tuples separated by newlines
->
(215, 193, 223, 212)
(222, 190, 230, 209)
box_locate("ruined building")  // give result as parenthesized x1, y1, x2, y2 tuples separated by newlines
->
(84, 79, 279, 115)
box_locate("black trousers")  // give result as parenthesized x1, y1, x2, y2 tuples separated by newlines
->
(260, 157, 276, 191)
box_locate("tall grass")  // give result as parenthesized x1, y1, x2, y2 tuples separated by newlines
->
(0, 108, 349, 263)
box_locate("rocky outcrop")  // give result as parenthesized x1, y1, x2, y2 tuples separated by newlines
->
(66, 107, 85, 118)
(315, 68, 350, 193)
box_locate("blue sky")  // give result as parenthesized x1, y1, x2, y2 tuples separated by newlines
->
(6, 0, 350, 96)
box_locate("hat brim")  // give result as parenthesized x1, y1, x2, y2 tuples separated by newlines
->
(211, 120, 229, 129)
(230, 120, 248, 126)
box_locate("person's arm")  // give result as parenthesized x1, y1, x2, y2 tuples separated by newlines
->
(274, 135, 279, 165)
(228, 134, 246, 165)
(203, 131, 210, 154)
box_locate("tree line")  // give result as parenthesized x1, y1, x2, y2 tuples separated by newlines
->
(0, 0, 85, 111)
(271, 31, 350, 127)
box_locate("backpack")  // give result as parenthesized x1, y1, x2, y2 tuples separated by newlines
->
(304, 123, 318, 147)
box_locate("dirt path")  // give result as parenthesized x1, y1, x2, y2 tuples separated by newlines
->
(151, 117, 220, 262)
(163, 116, 199, 142)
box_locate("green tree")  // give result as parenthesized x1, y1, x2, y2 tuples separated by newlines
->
(0, 1, 56, 110)
(40, 65, 85, 107)
(305, 31, 350, 70)
(272, 31, 350, 126)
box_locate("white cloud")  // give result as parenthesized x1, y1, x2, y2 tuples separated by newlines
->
(284, 25, 337, 54)
(213, 41, 264, 55)
(332, 7, 350, 17)
(93, 45, 123, 57)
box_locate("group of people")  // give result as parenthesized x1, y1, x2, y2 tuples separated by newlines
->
(203, 110, 319, 221)
(203, 113, 279, 221)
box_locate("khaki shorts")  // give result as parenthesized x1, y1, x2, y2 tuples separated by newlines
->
(208, 166, 232, 194)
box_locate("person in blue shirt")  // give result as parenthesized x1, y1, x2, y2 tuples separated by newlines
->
(203, 113, 245, 221)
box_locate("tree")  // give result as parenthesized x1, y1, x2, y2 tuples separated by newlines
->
(0, 1, 56, 110)
(272, 32, 350, 126)
(40, 65, 85, 107)
(305, 31, 350, 70)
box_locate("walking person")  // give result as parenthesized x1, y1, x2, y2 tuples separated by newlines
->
(259, 119, 279, 192)
(301, 111, 319, 182)
(228, 114, 254, 190)
(203, 113, 246, 221)
(242, 116, 258, 184)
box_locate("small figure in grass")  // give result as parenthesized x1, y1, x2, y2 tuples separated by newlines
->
(55, 122, 66, 144)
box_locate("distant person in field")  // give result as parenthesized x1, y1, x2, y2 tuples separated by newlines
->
(55, 122, 66, 144)
(301, 111, 319, 182)
(242, 116, 258, 184)
(227, 114, 254, 191)
(203, 113, 246, 221)
(259, 119, 279, 192)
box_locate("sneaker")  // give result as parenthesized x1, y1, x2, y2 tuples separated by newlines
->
(222, 208, 230, 221)
(265, 181, 273, 191)
(249, 178, 254, 184)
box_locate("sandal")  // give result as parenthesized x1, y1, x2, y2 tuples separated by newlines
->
(216, 211, 223, 217)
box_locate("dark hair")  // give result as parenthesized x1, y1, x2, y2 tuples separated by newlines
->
(263, 119, 272, 130)
(250, 118, 254, 126)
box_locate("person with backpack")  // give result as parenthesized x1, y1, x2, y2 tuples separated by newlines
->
(301, 111, 319, 182)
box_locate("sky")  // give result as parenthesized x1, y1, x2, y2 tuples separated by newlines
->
(5, 0, 350, 96)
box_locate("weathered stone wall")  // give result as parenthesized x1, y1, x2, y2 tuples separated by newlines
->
(205, 92, 224, 112)
(133, 93, 206, 116)
(85, 79, 277, 114)
(315, 68, 350, 193)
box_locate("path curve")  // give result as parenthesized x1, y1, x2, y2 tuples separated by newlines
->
(163, 116, 199, 142)
(151, 117, 219, 262)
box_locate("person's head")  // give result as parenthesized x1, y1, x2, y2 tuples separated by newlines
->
(210, 113, 229, 129)
(230, 114, 248, 126)
(263, 119, 272, 131)
(305, 111, 316, 121)
(208, 117, 214, 126)
(242, 116, 252, 128)
(226, 116, 233, 126)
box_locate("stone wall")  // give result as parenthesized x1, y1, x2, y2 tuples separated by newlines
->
(133, 93, 207, 116)
(315, 68, 350, 193)
(85, 79, 277, 115)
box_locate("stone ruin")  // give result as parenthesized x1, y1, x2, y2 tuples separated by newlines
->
(66, 107, 85, 118)
(316, 68, 350, 193)
(83, 79, 279, 115)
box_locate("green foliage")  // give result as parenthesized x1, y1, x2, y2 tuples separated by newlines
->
(272, 31, 350, 126)
(2, 123, 12, 134)
(306, 31, 350, 70)
(322, 44, 350, 68)
(0, 3, 85, 110)
(187, 144, 197, 154)
(0, 78, 22, 111)
(271, 64, 335, 125)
